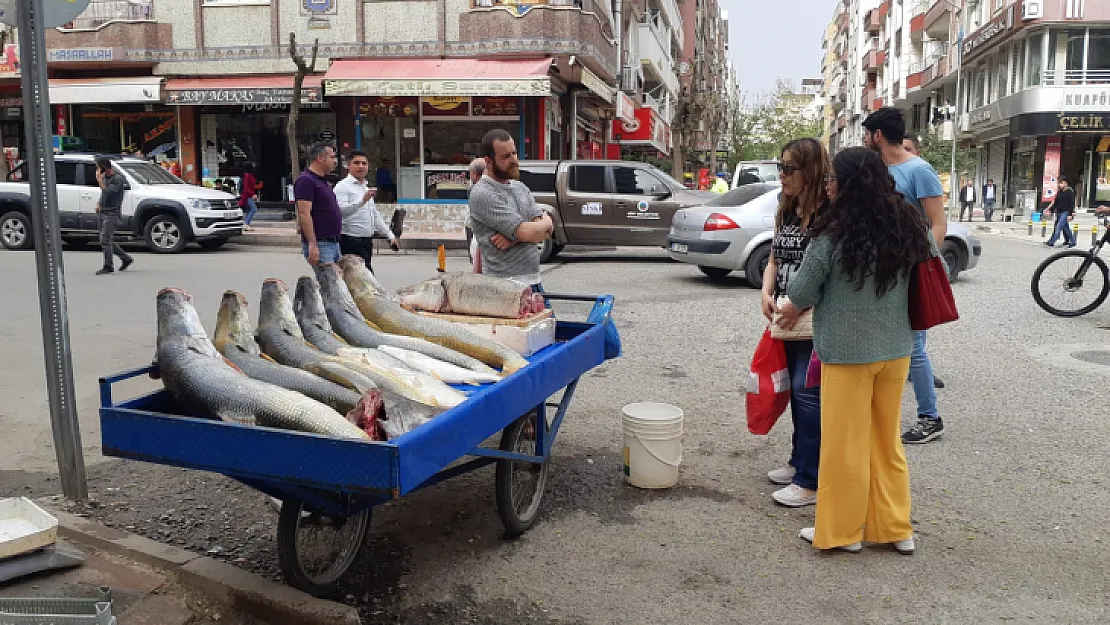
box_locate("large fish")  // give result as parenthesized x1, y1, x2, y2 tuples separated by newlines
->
(213, 290, 362, 413)
(399, 273, 544, 319)
(257, 278, 464, 408)
(155, 287, 368, 440)
(338, 255, 530, 375)
(377, 345, 502, 385)
(312, 265, 497, 375)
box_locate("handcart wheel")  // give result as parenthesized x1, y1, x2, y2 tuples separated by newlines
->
(276, 498, 371, 598)
(495, 412, 551, 536)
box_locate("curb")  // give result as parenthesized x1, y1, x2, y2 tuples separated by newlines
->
(47, 507, 361, 625)
(234, 230, 469, 251)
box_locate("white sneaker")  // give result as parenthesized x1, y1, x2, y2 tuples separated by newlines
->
(767, 466, 795, 485)
(892, 537, 915, 555)
(798, 527, 861, 553)
(772, 484, 817, 507)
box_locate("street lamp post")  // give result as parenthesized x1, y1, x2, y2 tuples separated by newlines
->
(947, 4, 964, 222)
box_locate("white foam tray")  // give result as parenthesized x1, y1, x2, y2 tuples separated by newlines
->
(0, 497, 58, 560)
(457, 317, 556, 357)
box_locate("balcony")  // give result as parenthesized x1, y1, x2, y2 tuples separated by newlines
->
(861, 87, 877, 112)
(837, 12, 849, 33)
(906, 63, 925, 91)
(865, 8, 882, 33)
(921, 54, 949, 88)
(876, 49, 887, 66)
(652, 0, 683, 48)
(459, 0, 617, 81)
(1041, 69, 1110, 86)
(877, 0, 891, 20)
(637, 21, 679, 96)
(909, 0, 928, 40)
(924, 0, 953, 40)
(863, 50, 881, 72)
(47, 0, 166, 51)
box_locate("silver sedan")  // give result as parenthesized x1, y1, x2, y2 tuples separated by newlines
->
(666, 183, 982, 288)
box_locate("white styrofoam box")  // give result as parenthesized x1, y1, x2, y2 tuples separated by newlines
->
(0, 497, 58, 560)
(457, 317, 556, 357)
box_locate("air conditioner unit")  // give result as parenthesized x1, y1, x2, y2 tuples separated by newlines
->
(1021, 1, 1043, 20)
(620, 67, 640, 92)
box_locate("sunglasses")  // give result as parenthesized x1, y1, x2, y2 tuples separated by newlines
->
(777, 163, 801, 176)
(823, 173, 836, 184)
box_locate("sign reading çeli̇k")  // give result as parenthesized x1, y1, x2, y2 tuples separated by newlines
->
(1057, 113, 1110, 133)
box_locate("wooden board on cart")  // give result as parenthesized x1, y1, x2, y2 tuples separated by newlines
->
(415, 308, 553, 327)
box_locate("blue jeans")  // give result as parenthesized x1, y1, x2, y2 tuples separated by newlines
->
(243, 197, 258, 225)
(302, 239, 342, 264)
(1046, 213, 1076, 246)
(910, 330, 938, 419)
(784, 339, 820, 490)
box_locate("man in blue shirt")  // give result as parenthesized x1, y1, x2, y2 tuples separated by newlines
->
(863, 107, 948, 445)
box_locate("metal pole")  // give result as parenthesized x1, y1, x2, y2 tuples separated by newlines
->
(16, 0, 88, 500)
(948, 44, 962, 222)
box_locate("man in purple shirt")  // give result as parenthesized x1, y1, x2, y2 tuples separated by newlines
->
(295, 142, 342, 266)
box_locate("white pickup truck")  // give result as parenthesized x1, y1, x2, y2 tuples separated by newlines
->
(0, 153, 244, 253)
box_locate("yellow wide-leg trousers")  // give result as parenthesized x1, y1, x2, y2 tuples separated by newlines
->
(813, 357, 914, 549)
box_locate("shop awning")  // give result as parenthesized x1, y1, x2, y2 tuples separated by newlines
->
(49, 76, 164, 105)
(323, 58, 552, 97)
(164, 76, 324, 105)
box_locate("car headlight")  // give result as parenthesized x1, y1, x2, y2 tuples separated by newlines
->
(187, 198, 207, 212)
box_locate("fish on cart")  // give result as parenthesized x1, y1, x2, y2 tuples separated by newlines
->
(345, 390, 434, 441)
(214, 290, 364, 413)
(399, 273, 546, 319)
(312, 266, 498, 375)
(257, 278, 464, 409)
(377, 345, 501, 385)
(339, 255, 530, 374)
(155, 287, 369, 440)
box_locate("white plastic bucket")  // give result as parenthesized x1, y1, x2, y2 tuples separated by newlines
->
(621, 402, 683, 489)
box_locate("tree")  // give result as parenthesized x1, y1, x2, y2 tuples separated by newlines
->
(915, 131, 977, 181)
(286, 33, 319, 187)
(726, 87, 823, 171)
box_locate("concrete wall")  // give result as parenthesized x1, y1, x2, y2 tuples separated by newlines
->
(365, 1, 439, 44)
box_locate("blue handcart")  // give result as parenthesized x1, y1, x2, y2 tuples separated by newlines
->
(98, 294, 620, 597)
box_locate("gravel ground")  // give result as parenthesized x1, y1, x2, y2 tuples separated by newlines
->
(8, 237, 1110, 623)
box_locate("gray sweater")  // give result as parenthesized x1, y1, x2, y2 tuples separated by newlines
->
(786, 234, 938, 365)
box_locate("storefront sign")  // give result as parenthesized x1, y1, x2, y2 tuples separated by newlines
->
(1058, 113, 1110, 132)
(1063, 89, 1110, 110)
(166, 87, 322, 105)
(424, 169, 469, 200)
(359, 96, 419, 117)
(422, 96, 471, 116)
(616, 91, 636, 125)
(47, 48, 121, 62)
(614, 107, 670, 154)
(969, 107, 994, 127)
(1042, 136, 1061, 202)
(472, 96, 518, 116)
(144, 117, 176, 143)
(325, 78, 551, 98)
(579, 66, 613, 104)
(962, 5, 1016, 62)
(0, 96, 21, 107)
(0, 43, 18, 77)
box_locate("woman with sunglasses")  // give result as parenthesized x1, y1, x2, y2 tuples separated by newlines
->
(777, 147, 935, 554)
(760, 138, 831, 508)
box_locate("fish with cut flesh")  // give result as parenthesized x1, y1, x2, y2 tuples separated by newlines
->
(313, 264, 498, 375)
(213, 290, 363, 413)
(377, 345, 502, 385)
(345, 389, 437, 441)
(339, 255, 530, 375)
(398, 273, 546, 319)
(155, 287, 368, 440)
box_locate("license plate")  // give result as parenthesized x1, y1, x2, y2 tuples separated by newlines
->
(224, 211, 238, 219)
(670, 242, 688, 254)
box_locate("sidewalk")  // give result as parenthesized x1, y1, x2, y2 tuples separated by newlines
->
(238, 221, 468, 250)
(0, 502, 360, 625)
(971, 212, 1104, 246)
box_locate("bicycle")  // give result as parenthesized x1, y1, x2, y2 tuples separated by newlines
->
(1031, 219, 1110, 317)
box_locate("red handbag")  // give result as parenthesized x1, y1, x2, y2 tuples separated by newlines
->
(746, 328, 791, 435)
(909, 255, 959, 330)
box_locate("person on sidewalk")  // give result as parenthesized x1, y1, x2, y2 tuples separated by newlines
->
(863, 107, 947, 444)
(710, 172, 729, 194)
(239, 163, 259, 230)
(376, 158, 396, 203)
(467, 157, 485, 273)
(960, 181, 976, 222)
(468, 129, 553, 291)
(760, 138, 830, 509)
(902, 136, 920, 156)
(334, 150, 399, 273)
(982, 179, 998, 222)
(295, 142, 343, 267)
(94, 156, 134, 276)
(1044, 176, 1078, 249)
(778, 146, 929, 555)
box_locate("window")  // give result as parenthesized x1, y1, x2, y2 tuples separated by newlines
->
(54, 162, 78, 186)
(1089, 29, 1110, 73)
(1027, 32, 1043, 86)
(612, 166, 666, 196)
(80, 164, 100, 187)
(518, 167, 557, 193)
(568, 165, 606, 193)
(118, 162, 183, 185)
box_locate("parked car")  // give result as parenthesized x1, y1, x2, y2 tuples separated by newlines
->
(731, 160, 780, 188)
(0, 154, 243, 253)
(478, 160, 715, 261)
(666, 183, 982, 287)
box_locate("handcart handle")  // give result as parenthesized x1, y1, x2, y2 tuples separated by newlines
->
(99, 364, 159, 408)
(542, 292, 616, 325)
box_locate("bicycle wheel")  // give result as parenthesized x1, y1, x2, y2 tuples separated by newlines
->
(1031, 250, 1110, 317)
(276, 498, 371, 598)
(494, 413, 551, 536)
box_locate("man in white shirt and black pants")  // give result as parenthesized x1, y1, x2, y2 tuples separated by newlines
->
(334, 150, 399, 272)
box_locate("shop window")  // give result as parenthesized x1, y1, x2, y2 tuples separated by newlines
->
(569, 165, 606, 193)
(53, 162, 77, 186)
(1027, 33, 1043, 86)
(1089, 30, 1110, 75)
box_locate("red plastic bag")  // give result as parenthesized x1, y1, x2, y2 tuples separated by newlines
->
(805, 349, 821, 389)
(746, 328, 791, 435)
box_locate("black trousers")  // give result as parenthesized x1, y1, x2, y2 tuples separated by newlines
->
(340, 235, 374, 271)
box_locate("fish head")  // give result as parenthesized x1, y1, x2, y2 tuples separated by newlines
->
(214, 290, 260, 355)
(294, 275, 332, 330)
(156, 287, 220, 356)
(338, 254, 387, 300)
(316, 263, 363, 315)
(258, 278, 304, 338)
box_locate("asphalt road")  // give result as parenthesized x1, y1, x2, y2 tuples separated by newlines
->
(3, 236, 1110, 623)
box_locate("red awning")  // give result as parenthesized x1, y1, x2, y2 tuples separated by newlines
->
(164, 75, 323, 105)
(323, 58, 552, 98)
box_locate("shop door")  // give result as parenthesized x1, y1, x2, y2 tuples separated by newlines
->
(610, 164, 678, 246)
(561, 164, 612, 244)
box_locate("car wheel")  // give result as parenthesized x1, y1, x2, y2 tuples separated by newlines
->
(698, 266, 732, 281)
(744, 243, 772, 289)
(143, 214, 187, 253)
(941, 240, 962, 282)
(0, 211, 32, 250)
(198, 238, 228, 251)
(539, 239, 563, 263)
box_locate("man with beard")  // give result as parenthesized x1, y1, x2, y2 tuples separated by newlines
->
(863, 107, 948, 444)
(468, 129, 553, 289)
